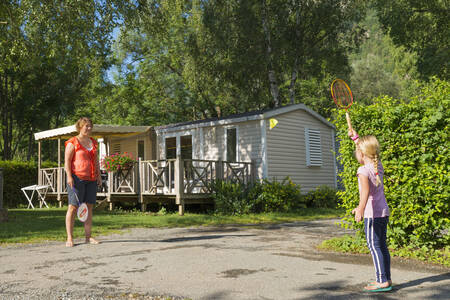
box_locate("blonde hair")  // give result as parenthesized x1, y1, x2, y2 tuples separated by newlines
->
(75, 117, 93, 133)
(357, 135, 382, 186)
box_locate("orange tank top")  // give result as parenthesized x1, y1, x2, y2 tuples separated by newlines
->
(65, 137, 98, 181)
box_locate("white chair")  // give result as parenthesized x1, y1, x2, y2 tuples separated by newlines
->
(21, 185, 49, 209)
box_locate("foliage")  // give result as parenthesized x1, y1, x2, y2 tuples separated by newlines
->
(101, 152, 136, 172)
(0, 1, 119, 160)
(319, 235, 450, 267)
(373, 0, 449, 79)
(212, 177, 305, 215)
(392, 245, 450, 268)
(289, 75, 338, 118)
(101, 0, 367, 127)
(157, 206, 168, 216)
(319, 234, 369, 254)
(304, 185, 339, 209)
(349, 9, 420, 103)
(210, 180, 255, 215)
(253, 178, 305, 213)
(0, 160, 56, 208)
(334, 78, 450, 249)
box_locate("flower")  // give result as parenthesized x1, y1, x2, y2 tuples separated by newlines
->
(101, 152, 136, 172)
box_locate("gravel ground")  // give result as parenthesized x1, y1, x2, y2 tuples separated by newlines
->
(1, 219, 449, 300)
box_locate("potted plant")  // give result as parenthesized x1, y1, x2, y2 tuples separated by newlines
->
(101, 152, 137, 172)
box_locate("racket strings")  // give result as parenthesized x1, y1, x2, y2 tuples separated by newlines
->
(332, 81, 352, 108)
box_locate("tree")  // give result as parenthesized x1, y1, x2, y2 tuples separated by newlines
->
(373, 0, 449, 79)
(349, 9, 419, 103)
(110, 0, 367, 123)
(0, 1, 118, 160)
(194, 0, 366, 110)
(102, 0, 204, 125)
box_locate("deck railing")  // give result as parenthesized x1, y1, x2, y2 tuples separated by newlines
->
(109, 163, 138, 194)
(40, 158, 254, 198)
(140, 159, 176, 194)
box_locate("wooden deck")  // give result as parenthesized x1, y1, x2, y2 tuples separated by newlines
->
(39, 158, 254, 215)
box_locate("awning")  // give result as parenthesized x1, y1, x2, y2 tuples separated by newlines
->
(34, 124, 152, 141)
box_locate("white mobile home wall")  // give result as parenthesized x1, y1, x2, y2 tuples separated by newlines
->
(155, 104, 336, 193)
(265, 110, 336, 192)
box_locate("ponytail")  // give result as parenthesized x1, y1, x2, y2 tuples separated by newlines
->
(373, 155, 381, 187)
(358, 135, 382, 186)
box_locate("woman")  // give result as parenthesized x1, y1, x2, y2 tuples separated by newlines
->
(64, 117, 102, 247)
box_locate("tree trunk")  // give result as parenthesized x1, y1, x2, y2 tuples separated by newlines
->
(262, 0, 280, 107)
(27, 129, 34, 161)
(289, 57, 298, 104)
(289, 2, 301, 105)
(1, 74, 10, 160)
(0, 74, 3, 155)
(7, 77, 14, 159)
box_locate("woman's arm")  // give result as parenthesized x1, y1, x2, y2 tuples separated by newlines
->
(95, 156, 102, 186)
(64, 143, 75, 188)
(352, 174, 369, 222)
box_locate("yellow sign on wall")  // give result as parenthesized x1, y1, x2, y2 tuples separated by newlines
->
(269, 118, 278, 129)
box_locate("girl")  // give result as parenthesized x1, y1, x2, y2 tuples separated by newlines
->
(346, 112, 392, 292)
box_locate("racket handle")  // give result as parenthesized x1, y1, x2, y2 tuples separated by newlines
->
(345, 112, 353, 131)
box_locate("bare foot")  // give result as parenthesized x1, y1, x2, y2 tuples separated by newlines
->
(85, 237, 100, 244)
(65, 240, 74, 247)
(364, 282, 392, 292)
(369, 280, 392, 286)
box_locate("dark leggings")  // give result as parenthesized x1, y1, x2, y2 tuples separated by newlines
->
(364, 217, 391, 283)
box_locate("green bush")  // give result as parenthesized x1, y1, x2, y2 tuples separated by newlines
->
(212, 177, 305, 215)
(211, 180, 254, 215)
(334, 78, 449, 249)
(254, 177, 304, 213)
(304, 185, 339, 208)
(0, 160, 57, 208)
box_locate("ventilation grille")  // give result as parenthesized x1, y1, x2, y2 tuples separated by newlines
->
(305, 128, 322, 167)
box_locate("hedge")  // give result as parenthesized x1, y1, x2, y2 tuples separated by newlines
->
(0, 161, 57, 208)
(334, 78, 449, 249)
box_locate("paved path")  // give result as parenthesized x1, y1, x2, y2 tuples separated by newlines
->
(1, 219, 449, 299)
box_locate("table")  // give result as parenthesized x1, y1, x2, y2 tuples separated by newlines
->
(21, 185, 49, 209)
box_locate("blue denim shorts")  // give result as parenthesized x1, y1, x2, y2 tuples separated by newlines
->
(68, 174, 97, 206)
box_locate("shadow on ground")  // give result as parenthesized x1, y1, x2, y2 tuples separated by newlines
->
(295, 273, 450, 300)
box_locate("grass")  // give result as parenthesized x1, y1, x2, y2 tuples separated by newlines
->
(0, 207, 343, 245)
(319, 235, 450, 268)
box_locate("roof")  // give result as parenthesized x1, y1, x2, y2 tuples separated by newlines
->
(155, 103, 334, 133)
(34, 124, 152, 141)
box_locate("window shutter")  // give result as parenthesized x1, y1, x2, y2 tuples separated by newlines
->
(112, 143, 121, 154)
(305, 128, 322, 167)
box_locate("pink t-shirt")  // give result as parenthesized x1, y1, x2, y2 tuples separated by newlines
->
(357, 162, 390, 218)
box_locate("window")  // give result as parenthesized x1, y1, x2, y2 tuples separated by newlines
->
(226, 128, 237, 162)
(137, 140, 145, 160)
(180, 135, 192, 159)
(305, 128, 322, 167)
(112, 143, 121, 154)
(165, 137, 176, 159)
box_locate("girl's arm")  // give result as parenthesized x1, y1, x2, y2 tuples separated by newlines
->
(346, 112, 359, 143)
(352, 174, 369, 222)
(64, 143, 75, 188)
